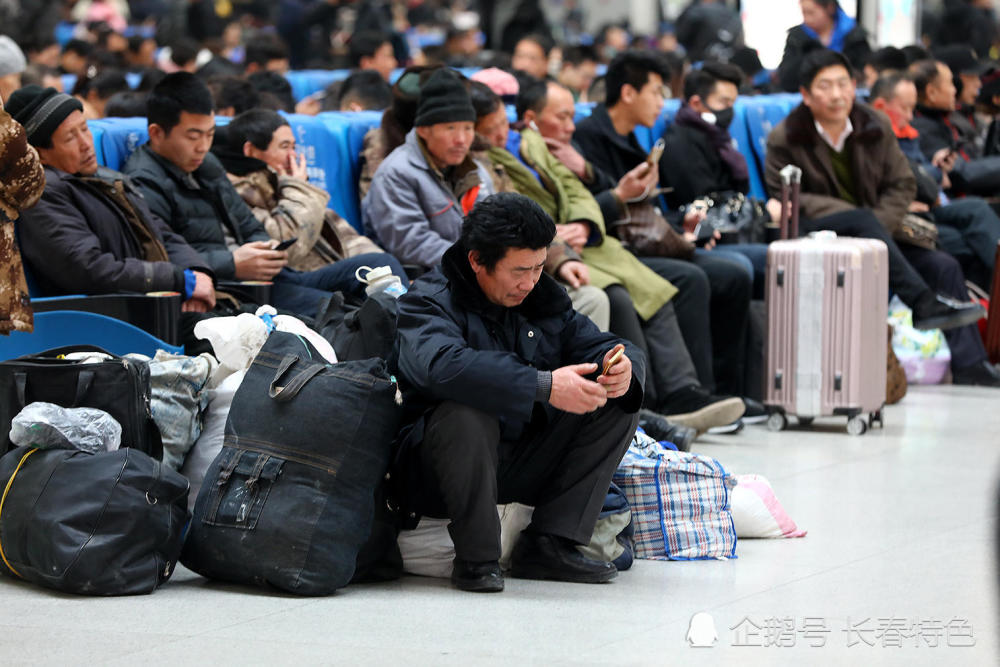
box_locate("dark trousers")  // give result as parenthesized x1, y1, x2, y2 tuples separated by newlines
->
(933, 197, 1000, 287)
(418, 401, 638, 563)
(899, 244, 987, 370)
(606, 285, 699, 409)
(801, 208, 931, 306)
(270, 253, 407, 319)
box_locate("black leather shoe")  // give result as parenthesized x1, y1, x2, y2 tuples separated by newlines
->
(509, 532, 617, 584)
(638, 409, 696, 451)
(451, 559, 504, 592)
(952, 360, 1000, 387)
(912, 293, 985, 331)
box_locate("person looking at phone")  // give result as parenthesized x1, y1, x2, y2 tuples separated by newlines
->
(394, 193, 644, 593)
(124, 73, 404, 316)
(212, 108, 403, 283)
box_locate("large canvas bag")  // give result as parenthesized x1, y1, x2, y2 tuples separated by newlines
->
(181, 332, 401, 595)
(613, 441, 737, 561)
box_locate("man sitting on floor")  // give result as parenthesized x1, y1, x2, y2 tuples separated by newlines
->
(394, 193, 644, 593)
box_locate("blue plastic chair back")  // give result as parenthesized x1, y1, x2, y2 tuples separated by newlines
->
(89, 117, 149, 171)
(574, 102, 595, 123)
(0, 311, 182, 361)
(286, 69, 352, 102)
(730, 100, 767, 200)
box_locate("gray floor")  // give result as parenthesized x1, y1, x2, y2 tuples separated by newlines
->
(1, 384, 998, 666)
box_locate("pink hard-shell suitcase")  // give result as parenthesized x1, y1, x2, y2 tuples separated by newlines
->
(763, 166, 888, 435)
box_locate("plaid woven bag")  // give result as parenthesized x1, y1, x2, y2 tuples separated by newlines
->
(613, 439, 737, 561)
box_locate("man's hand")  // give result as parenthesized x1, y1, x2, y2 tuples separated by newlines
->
(931, 148, 957, 172)
(557, 260, 590, 288)
(232, 241, 288, 280)
(765, 197, 789, 224)
(555, 222, 590, 253)
(543, 136, 587, 179)
(597, 348, 632, 399)
(613, 161, 658, 202)
(549, 363, 607, 414)
(908, 200, 931, 213)
(294, 96, 322, 116)
(285, 151, 308, 180)
(181, 270, 216, 312)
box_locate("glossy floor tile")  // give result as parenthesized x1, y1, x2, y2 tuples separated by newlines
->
(0, 385, 997, 666)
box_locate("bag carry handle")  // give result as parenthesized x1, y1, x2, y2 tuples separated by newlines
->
(29, 344, 117, 360)
(268, 355, 324, 402)
(14, 370, 94, 408)
(0, 448, 38, 579)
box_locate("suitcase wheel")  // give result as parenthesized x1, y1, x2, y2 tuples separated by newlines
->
(767, 412, 788, 432)
(868, 410, 884, 430)
(846, 416, 868, 436)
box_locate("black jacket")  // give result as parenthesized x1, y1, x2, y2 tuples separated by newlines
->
(912, 104, 979, 161)
(573, 104, 684, 227)
(661, 121, 748, 209)
(18, 165, 209, 297)
(123, 145, 270, 279)
(776, 24, 871, 93)
(395, 242, 645, 444)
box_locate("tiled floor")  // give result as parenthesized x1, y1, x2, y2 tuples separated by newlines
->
(1, 385, 997, 666)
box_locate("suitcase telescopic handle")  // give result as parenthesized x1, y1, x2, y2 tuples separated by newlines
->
(779, 165, 802, 240)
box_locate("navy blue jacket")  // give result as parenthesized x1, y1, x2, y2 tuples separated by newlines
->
(395, 242, 645, 444)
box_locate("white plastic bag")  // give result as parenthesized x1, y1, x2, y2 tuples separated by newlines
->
(9, 402, 122, 453)
(888, 295, 951, 384)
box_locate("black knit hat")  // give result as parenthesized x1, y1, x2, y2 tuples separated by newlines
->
(6, 85, 84, 147)
(414, 69, 475, 127)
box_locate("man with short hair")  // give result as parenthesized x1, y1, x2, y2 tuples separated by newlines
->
(243, 36, 290, 75)
(8, 85, 218, 343)
(573, 51, 755, 400)
(336, 70, 392, 111)
(0, 36, 27, 102)
(349, 31, 398, 83)
(362, 68, 494, 268)
(765, 49, 984, 335)
(512, 34, 553, 81)
(124, 72, 396, 316)
(558, 45, 599, 102)
(395, 192, 644, 592)
(870, 72, 1000, 385)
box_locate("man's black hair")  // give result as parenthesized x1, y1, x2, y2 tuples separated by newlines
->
(516, 76, 548, 120)
(469, 80, 503, 119)
(561, 44, 598, 67)
(460, 193, 556, 271)
(798, 48, 853, 90)
(207, 75, 261, 115)
(127, 35, 152, 54)
(169, 38, 200, 68)
(62, 39, 93, 57)
(22, 34, 57, 55)
(867, 46, 908, 74)
(682, 61, 743, 102)
(869, 71, 912, 103)
(604, 51, 670, 107)
(136, 67, 166, 92)
(147, 71, 214, 133)
(516, 33, 555, 57)
(245, 35, 288, 69)
(338, 69, 392, 110)
(72, 68, 129, 99)
(349, 30, 392, 67)
(227, 108, 289, 151)
(909, 59, 944, 100)
(247, 71, 295, 112)
(104, 91, 149, 117)
(901, 44, 931, 66)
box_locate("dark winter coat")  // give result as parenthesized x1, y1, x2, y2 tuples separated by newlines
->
(17, 165, 209, 297)
(123, 145, 270, 279)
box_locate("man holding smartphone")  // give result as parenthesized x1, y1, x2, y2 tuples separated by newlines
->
(395, 193, 644, 593)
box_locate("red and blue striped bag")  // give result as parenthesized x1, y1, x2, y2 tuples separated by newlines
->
(613, 437, 737, 561)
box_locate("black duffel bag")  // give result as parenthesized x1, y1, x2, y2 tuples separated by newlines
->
(0, 446, 189, 595)
(0, 345, 163, 459)
(181, 331, 402, 596)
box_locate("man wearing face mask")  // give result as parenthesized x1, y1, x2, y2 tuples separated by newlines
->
(661, 62, 774, 294)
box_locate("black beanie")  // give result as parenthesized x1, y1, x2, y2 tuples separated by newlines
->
(414, 69, 475, 127)
(6, 85, 84, 147)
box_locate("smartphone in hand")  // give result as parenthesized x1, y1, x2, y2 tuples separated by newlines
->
(274, 237, 298, 251)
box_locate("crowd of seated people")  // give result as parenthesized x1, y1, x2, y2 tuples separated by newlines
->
(3, 0, 1000, 594)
